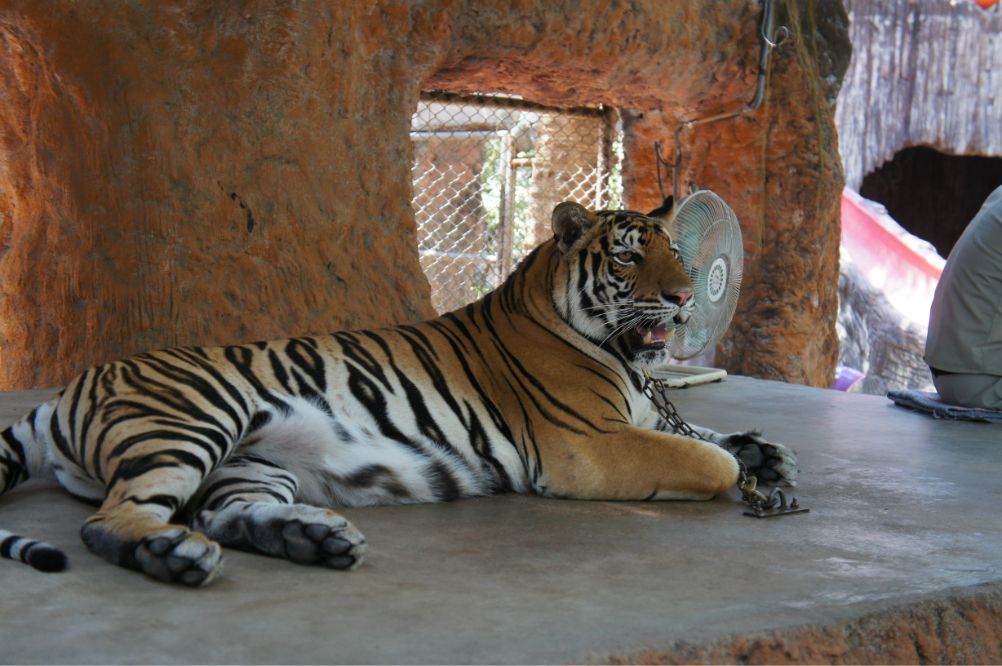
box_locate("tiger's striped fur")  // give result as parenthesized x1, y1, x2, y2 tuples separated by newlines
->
(0, 198, 797, 585)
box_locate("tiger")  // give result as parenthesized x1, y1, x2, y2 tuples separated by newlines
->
(0, 195, 797, 586)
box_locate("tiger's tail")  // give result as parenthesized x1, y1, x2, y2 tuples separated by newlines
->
(1, 399, 68, 573)
(0, 529, 66, 572)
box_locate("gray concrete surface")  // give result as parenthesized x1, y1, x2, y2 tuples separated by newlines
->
(1, 376, 999, 664)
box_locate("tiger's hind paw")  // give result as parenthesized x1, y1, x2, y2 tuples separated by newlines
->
(135, 527, 224, 587)
(726, 431, 798, 487)
(193, 502, 367, 570)
(283, 519, 366, 570)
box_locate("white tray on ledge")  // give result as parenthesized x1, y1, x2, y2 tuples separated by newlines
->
(649, 364, 727, 388)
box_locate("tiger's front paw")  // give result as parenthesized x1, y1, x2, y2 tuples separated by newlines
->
(726, 431, 798, 487)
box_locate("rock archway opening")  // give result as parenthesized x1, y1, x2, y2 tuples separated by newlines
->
(860, 146, 1002, 259)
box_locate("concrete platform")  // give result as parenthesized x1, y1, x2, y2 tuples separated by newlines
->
(1, 376, 1000, 664)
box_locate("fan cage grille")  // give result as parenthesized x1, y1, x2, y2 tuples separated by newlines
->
(667, 192, 744, 361)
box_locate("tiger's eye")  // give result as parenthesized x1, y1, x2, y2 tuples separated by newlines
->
(614, 251, 638, 264)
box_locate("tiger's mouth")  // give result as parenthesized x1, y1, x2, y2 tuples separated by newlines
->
(624, 322, 674, 353)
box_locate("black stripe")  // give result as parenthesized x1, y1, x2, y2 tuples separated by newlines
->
(466, 406, 512, 492)
(150, 420, 232, 465)
(90, 397, 177, 481)
(200, 475, 255, 499)
(397, 326, 441, 361)
(79, 364, 109, 475)
(395, 329, 462, 417)
(225, 346, 290, 412)
(202, 462, 296, 498)
(427, 460, 461, 502)
(108, 429, 221, 469)
(515, 242, 543, 275)
(198, 474, 256, 506)
(426, 320, 516, 448)
(485, 336, 589, 436)
(124, 494, 181, 511)
(230, 453, 287, 469)
(66, 371, 89, 453)
(1, 535, 20, 559)
(167, 348, 251, 416)
(570, 357, 627, 389)
(501, 374, 541, 481)
(331, 417, 355, 443)
(295, 335, 320, 349)
(627, 369, 646, 394)
(27, 406, 38, 439)
(1, 428, 28, 471)
(289, 367, 334, 415)
(48, 410, 76, 466)
(247, 411, 272, 434)
(335, 332, 393, 391)
(336, 465, 411, 499)
(580, 248, 596, 295)
(345, 364, 425, 455)
(267, 349, 294, 394)
(343, 464, 392, 487)
(207, 487, 289, 511)
(286, 339, 328, 393)
(589, 388, 629, 423)
(118, 361, 231, 431)
(109, 448, 208, 485)
(138, 355, 243, 431)
(461, 303, 482, 333)
(439, 314, 487, 361)
(367, 330, 457, 455)
(0, 455, 25, 491)
(490, 318, 611, 434)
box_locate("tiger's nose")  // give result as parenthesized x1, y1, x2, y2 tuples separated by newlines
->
(664, 290, 693, 306)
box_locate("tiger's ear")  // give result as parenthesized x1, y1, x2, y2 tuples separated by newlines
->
(551, 201, 599, 253)
(646, 195, 675, 220)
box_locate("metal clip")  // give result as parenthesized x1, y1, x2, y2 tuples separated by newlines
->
(743, 487, 810, 518)
(738, 476, 772, 511)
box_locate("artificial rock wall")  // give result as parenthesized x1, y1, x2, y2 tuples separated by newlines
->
(0, 0, 849, 389)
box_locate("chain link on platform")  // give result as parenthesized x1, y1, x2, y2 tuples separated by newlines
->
(642, 369, 809, 518)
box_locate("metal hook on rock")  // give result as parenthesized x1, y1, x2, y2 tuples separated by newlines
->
(764, 24, 790, 48)
(666, 0, 790, 202)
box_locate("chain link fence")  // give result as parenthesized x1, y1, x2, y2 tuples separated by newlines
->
(411, 91, 624, 313)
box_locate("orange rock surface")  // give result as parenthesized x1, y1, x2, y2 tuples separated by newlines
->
(609, 582, 1002, 665)
(0, 0, 848, 389)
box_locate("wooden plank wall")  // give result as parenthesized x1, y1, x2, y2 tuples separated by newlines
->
(835, 0, 1002, 189)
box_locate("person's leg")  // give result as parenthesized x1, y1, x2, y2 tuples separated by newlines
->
(933, 373, 1002, 409)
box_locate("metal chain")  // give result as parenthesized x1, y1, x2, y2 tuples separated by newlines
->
(642, 370, 779, 514)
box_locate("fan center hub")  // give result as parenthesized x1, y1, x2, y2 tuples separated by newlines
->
(706, 257, 727, 303)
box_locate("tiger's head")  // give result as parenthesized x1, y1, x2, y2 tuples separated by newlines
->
(549, 197, 694, 369)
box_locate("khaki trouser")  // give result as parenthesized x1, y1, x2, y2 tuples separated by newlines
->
(933, 372, 1002, 410)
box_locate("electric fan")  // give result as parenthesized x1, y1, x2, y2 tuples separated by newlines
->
(655, 190, 744, 387)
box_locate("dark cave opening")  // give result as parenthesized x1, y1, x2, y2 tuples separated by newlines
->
(859, 145, 1002, 259)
